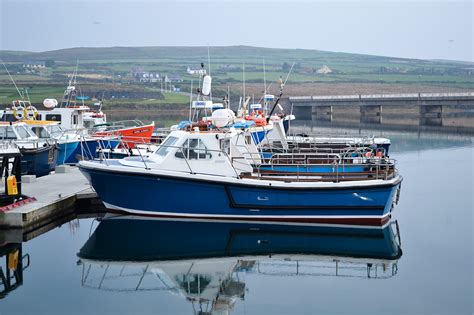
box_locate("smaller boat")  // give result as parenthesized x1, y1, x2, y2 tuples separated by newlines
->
(0, 122, 57, 177)
(24, 120, 80, 165)
(93, 120, 155, 149)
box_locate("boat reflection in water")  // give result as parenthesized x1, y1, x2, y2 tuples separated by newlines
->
(77, 217, 403, 314)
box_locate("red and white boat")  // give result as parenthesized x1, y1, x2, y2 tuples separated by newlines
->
(94, 120, 155, 149)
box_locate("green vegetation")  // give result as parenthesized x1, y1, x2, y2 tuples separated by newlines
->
(0, 46, 472, 107)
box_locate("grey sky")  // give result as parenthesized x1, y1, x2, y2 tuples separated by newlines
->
(1, 0, 472, 62)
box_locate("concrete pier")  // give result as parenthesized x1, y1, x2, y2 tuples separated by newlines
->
(287, 92, 474, 132)
(0, 166, 97, 229)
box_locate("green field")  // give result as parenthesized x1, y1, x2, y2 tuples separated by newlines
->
(1, 45, 472, 106)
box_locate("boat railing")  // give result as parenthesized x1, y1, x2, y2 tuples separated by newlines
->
(253, 258, 398, 279)
(91, 120, 145, 133)
(94, 139, 242, 177)
(286, 131, 378, 143)
(90, 136, 398, 182)
(238, 149, 397, 182)
(259, 140, 387, 157)
(79, 261, 180, 293)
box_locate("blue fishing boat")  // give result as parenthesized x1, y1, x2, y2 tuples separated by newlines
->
(0, 122, 57, 177)
(79, 129, 402, 226)
(73, 137, 122, 162)
(26, 121, 80, 165)
(20, 145, 57, 177)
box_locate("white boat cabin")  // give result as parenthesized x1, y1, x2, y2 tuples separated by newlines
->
(24, 121, 80, 143)
(119, 129, 253, 177)
(0, 121, 45, 149)
(1, 100, 106, 130)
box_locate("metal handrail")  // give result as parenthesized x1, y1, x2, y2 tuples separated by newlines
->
(84, 136, 398, 182)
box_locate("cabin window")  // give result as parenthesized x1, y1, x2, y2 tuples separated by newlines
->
(155, 136, 178, 157)
(175, 139, 212, 160)
(31, 127, 50, 138)
(220, 139, 231, 155)
(72, 115, 78, 125)
(1, 114, 16, 122)
(0, 126, 17, 139)
(245, 136, 252, 145)
(46, 114, 61, 122)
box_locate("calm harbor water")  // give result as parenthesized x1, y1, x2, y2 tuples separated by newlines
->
(1, 128, 473, 315)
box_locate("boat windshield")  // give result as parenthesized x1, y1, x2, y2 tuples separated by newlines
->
(155, 136, 178, 157)
(30, 126, 51, 139)
(15, 125, 37, 140)
(0, 126, 18, 140)
(47, 125, 65, 137)
(83, 120, 95, 129)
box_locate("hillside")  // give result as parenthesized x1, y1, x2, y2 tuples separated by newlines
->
(0, 45, 472, 107)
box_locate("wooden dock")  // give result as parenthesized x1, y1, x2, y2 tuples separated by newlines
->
(0, 166, 98, 229)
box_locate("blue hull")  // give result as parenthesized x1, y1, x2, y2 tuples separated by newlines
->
(20, 145, 57, 177)
(251, 129, 269, 145)
(67, 139, 121, 163)
(78, 218, 402, 261)
(80, 162, 401, 225)
(283, 119, 290, 135)
(56, 141, 80, 165)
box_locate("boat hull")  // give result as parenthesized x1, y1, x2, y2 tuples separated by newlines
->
(20, 145, 57, 177)
(94, 124, 154, 149)
(250, 128, 270, 145)
(79, 162, 402, 226)
(56, 141, 80, 165)
(67, 138, 121, 163)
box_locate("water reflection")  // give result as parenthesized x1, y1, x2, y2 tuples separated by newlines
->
(77, 217, 402, 314)
(0, 243, 29, 299)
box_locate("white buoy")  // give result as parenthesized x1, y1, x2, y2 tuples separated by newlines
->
(43, 98, 58, 108)
(211, 108, 233, 128)
(202, 75, 212, 96)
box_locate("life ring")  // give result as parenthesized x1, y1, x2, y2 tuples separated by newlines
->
(25, 105, 39, 120)
(13, 106, 25, 120)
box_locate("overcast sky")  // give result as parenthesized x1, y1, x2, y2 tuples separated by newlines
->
(0, 0, 472, 62)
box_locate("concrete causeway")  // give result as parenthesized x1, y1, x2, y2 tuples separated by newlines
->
(0, 166, 97, 229)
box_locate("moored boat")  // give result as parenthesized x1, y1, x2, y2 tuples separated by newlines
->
(25, 120, 80, 165)
(0, 122, 57, 177)
(93, 120, 155, 149)
(79, 128, 402, 226)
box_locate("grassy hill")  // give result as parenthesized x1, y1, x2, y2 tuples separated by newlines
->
(0, 45, 472, 107)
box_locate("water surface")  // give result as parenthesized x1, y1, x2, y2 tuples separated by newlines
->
(0, 129, 472, 315)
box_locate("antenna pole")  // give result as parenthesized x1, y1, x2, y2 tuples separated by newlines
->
(207, 46, 212, 101)
(266, 62, 295, 122)
(2, 62, 24, 100)
(189, 80, 193, 121)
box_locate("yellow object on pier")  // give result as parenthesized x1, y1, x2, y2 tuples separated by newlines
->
(8, 249, 19, 271)
(7, 175, 18, 195)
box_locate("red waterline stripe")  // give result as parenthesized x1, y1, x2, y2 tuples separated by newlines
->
(105, 209, 391, 227)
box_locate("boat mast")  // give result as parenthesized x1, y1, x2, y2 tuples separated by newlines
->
(2, 62, 25, 100)
(267, 62, 295, 122)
